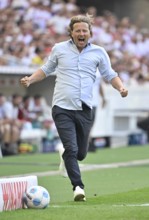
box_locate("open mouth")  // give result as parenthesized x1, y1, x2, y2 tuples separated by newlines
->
(78, 38, 85, 42)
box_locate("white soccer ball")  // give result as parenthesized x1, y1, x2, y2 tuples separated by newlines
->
(22, 185, 50, 209)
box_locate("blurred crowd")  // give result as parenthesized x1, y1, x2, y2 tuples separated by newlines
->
(1, 0, 149, 155)
(0, 0, 149, 85)
(0, 93, 56, 155)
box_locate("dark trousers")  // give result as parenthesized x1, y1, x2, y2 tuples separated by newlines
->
(88, 106, 97, 152)
(52, 104, 93, 190)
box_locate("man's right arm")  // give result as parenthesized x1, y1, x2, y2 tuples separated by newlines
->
(20, 69, 46, 88)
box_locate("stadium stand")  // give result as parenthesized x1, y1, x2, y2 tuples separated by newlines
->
(0, 1, 149, 82)
(0, 0, 149, 154)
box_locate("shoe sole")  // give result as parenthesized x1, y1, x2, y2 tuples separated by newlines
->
(74, 194, 86, 202)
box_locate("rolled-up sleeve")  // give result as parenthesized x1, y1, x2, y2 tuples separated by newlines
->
(41, 46, 58, 76)
(98, 48, 118, 82)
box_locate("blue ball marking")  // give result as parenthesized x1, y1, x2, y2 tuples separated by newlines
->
(33, 198, 41, 206)
(43, 191, 49, 198)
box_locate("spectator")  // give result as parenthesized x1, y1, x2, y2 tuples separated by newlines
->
(0, 1, 149, 85)
(0, 93, 22, 155)
(0, 0, 11, 9)
(22, 94, 53, 130)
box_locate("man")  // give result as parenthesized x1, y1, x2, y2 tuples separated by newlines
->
(0, 93, 13, 155)
(0, 94, 22, 155)
(20, 14, 128, 201)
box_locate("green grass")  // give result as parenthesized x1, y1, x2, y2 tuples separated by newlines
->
(0, 145, 149, 220)
(0, 145, 149, 176)
(0, 152, 60, 176)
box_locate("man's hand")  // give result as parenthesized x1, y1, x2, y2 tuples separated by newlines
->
(111, 77, 128, 98)
(119, 87, 128, 97)
(20, 76, 30, 88)
(20, 69, 46, 87)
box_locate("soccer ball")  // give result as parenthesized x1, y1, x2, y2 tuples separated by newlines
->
(22, 185, 50, 209)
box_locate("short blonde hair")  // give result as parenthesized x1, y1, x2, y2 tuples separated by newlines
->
(68, 14, 94, 37)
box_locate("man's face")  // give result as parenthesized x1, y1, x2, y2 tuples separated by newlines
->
(71, 22, 91, 51)
(13, 96, 22, 107)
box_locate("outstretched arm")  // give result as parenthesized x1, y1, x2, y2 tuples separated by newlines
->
(111, 76, 128, 97)
(20, 69, 46, 88)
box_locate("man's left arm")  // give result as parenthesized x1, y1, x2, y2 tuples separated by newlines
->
(111, 76, 128, 97)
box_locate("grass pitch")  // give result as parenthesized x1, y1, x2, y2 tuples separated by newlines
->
(0, 145, 149, 220)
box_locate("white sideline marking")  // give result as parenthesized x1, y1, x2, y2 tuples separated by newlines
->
(113, 203, 149, 207)
(50, 205, 86, 208)
(80, 159, 149, 171)
(50, 203, 149, 208)
(1, 159, 149, 178)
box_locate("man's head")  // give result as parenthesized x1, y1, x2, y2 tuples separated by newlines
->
(68, 14, 94, 51)
(12, 94, 22, 107)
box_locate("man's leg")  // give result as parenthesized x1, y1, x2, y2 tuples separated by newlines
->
(88, 107, 97, 152)
(52, 106, 84, 190)
(76, 104, 93, 160)
(2, 124, 11, 145)
(57, 141, 68, 177)
(10, 125, 20, 154)
(1, 124, 14, 156)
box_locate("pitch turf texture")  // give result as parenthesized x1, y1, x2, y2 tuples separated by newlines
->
(0, 145, 149, 220)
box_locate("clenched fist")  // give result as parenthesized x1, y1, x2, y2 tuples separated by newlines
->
(119, 87, 128, 97)
(20, 76, 31, 88)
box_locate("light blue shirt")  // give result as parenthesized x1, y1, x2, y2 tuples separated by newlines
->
(41, 39, 118, 110)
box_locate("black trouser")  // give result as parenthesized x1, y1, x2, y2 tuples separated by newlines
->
(52, 104, 93, 190)
(88, 106, 97, 152)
